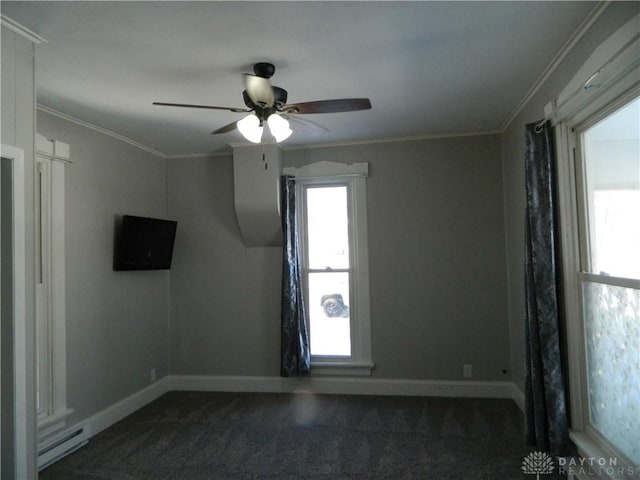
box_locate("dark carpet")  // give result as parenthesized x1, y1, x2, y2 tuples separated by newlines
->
(40, 391, 564, 479)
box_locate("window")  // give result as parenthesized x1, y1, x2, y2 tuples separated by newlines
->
(304, 185, 352, 356)
(284, 161, 373, 375)
(580, 97, 640, 279)
(35, 157, 52, 420)
(552, 13, 639, 477)
(575, 96, 639, 465)
(34, 135, 72, 439)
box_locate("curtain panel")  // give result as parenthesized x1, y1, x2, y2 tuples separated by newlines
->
(280, 175, 311, 377)
(524, 121, 570, 455)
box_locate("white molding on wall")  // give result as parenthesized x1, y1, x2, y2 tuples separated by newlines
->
(81, 377, 169, 438)
(281, 130, 503, 152)
(554, 13, 639, 122)
(35, 155, 72, 441)
(37, 104, 167, 159)
(31, 2, 612, 159)
(37, 103, 503, 160)
(36, 133, 72, 164)
(1, 144, 29, 478)
(499, 1, 610, 132)
(164, 151, 230, 159)
(167, 374, 523, 402)
(57, 374, 525, 467)
(1, 15, 48, 44)
(283, 160, 368, 178)
(509, 383, 525, 413)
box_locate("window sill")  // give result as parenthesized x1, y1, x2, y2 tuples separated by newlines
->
(569, 430, 639, 480)
(311, 361, 374, 376)
(38, 408, 73, 440)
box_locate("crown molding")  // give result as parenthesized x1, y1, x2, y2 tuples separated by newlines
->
(37, 104, 168, 158)
(38, 103, 501, 159)
(163, 151, 230, 159)
(29, 2, 612, 156)
(283, 130, 502, 152)
(1, 15, 48, 44)
(499, 1, 610, 132)
(38, 104, 231, 159)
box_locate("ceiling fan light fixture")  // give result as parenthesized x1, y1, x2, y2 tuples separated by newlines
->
(155, 63, 371, 143)
(267, 113, 292, 142)
(237, 114, 263, 143)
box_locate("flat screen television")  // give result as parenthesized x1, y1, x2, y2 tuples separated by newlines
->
(113, 215, 178, 271)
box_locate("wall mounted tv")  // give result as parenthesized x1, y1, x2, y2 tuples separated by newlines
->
(113, 215, 178, 271)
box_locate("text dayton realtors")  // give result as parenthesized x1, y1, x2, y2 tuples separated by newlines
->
(558, 457, 640, 477)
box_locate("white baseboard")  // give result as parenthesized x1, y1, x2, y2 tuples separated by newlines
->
(509, 383, 525, 412)
(83, 377, 170, 438)
(63, 374, 523, 456)
(168, 374, 523, 404)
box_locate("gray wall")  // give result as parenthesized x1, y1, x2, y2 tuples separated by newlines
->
(3, 2, 634, 473)
(167, 155, 282, 376)
(37, 111, 170, 426)
(501, 1, 640, 393)
(1, 25, 37, 480)
(27, 0, 639, 445)
(168, 135, 511, 382)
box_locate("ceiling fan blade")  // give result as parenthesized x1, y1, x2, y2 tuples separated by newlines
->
(284, 115, 329, 136)
(153, 102, 248, 112)
(283, 98, 371, 114)
(211, 121, 238, 135)
(243, 74, 274, 108)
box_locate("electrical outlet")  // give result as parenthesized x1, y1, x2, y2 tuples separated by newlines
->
(463, 364, 472, 378)
(150, 368, 156, 383)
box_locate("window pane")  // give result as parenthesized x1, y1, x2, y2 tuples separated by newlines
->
(583, 97, 640, 279)
(584, 281, 640, 463)
(306, 186, 349, 269)
(308, 272, 351, 356)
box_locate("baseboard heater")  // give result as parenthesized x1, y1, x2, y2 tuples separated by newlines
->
(38, 424, 90, 471)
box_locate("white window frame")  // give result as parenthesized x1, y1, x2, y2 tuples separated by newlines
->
(283, 161, 373, 376)
(1, 144, 28, 479)
(35, 135, 72, 439)
(563, 92, 640, 474)
(551, 13, 640, 478)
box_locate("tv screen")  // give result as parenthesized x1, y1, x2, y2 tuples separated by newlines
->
(114, 215, 178, 271)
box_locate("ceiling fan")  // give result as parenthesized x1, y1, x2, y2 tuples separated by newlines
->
(153, 62, 372, 143)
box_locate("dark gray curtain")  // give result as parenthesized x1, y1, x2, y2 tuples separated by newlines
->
(524, 120, 570, 455)
(280, 175, 311, 377)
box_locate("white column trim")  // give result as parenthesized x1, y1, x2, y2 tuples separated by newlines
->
(1, 144, 28, 478)
(35, 153, 72, 440)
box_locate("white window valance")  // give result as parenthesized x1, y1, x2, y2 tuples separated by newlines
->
(36, 133, 72, 163)
(283, 160, 368, 179)
(544, 14, 639, 126)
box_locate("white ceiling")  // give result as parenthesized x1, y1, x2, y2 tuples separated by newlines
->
(2, 1, 597, 156)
